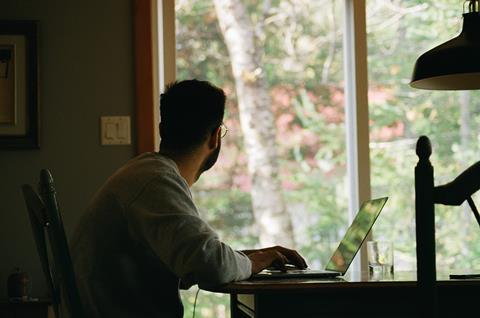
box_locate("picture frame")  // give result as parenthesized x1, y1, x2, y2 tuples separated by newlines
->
(0, 20, 39, 149)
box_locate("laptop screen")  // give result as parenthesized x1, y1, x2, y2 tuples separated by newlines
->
(325, 197, 388, 273)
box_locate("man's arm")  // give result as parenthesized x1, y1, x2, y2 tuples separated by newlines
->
(126, 173, 252, 287)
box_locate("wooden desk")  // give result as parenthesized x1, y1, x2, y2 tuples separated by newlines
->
(204, 271, 480, 318)
(0, 299, 53, 318)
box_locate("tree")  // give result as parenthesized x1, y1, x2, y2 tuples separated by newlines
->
(212, 0, 295, 247)
(176, 1, 480, 315)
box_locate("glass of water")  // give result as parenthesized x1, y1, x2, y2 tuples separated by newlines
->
(367, 241, 394, 279)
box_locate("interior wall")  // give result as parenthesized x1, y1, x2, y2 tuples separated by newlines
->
(0, 0, 136, 298)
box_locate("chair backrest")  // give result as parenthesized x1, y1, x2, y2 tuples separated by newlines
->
(415, 135, 480, 317)
(22, 168, 85, 318)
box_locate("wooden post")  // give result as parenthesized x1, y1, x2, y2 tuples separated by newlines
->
(133, 0, 156, 154)
(414, 136, 438, 317)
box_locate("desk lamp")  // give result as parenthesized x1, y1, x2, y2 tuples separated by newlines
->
(410, 0, 480, 316)
(411, 0, 480, 89)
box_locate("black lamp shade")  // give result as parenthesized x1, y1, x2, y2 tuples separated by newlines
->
(410, 12, 480, 90)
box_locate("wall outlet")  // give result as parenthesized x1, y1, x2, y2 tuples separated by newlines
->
(100, 116, 131, 145)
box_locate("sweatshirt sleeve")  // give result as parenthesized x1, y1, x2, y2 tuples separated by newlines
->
(124, 172, 252, 288)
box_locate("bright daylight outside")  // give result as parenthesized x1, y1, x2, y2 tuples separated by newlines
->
(174, 1, 480, 317)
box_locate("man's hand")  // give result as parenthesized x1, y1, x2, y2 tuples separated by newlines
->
(245, 246, 308, 275)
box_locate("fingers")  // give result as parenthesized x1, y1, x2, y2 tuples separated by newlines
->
(247, 246, 309, 275)
(247, 250, 286, 274)
(286, 249, 308, 269)
(272, 250, 289, 271)
(268, 246, 308, 269)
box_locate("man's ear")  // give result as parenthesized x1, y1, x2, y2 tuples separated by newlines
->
(208, 126, 221, 150)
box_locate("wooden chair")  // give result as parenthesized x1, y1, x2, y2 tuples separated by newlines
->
(415, 135, 480, 317)
(21, 169, 85, 318)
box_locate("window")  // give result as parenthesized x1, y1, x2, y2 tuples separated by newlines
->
(151, 1, 480, 317)
(367, 0, 480, 272)
(173, 1, 368, 316)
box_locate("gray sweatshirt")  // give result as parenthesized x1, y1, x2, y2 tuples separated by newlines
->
(70, 153, 252, 318)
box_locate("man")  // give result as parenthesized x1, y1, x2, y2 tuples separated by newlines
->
(70, 79, 307, 318)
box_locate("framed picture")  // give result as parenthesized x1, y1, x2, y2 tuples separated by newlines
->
(0, 20, 39, 149)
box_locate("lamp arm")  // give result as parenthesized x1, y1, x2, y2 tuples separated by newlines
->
(433, 161, 480, 205)
(466, 197, 480, 227)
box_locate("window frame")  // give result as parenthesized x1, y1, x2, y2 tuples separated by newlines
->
(343, 0, 371, 275)
(135, 0, 372, 273)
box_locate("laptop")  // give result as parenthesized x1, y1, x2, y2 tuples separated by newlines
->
(251, 197, 389, 279)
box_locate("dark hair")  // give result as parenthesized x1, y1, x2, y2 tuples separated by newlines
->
(159, 79, 226, 154)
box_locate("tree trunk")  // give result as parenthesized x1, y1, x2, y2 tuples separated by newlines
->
(213, 0, 295, 247)
(321, 0, 337, 85)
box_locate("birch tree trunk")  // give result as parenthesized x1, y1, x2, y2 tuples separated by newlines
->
(213, 0, 295, 247)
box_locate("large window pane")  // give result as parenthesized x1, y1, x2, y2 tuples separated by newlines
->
(367, 0, 480, 272)
(176, 0, 349, 316)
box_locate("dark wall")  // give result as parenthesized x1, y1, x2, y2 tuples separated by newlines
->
(0, 0, 136, 298)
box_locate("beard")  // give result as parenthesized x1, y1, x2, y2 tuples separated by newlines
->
(198, 142, 221, 178)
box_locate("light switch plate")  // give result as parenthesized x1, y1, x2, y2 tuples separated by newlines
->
(101, 116, 131, 145)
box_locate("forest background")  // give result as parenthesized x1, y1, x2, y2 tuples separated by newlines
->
(174, 1, 480, 317)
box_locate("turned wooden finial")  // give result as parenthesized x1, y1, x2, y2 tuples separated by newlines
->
(416, 135, 432, 161)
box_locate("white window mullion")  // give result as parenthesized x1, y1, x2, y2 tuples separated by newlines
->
(343, 0, 371, 278)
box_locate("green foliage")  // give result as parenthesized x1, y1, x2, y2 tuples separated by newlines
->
(192, 188, 258, 248)
(176, 1, 480, 317)
(181, 288, 230, 318)
(367, 0, 480, 272)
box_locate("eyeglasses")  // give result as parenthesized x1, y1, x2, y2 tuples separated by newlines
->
(220, 123, 228, 138)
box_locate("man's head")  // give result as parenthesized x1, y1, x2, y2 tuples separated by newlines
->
(159, 79, 226, 168)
